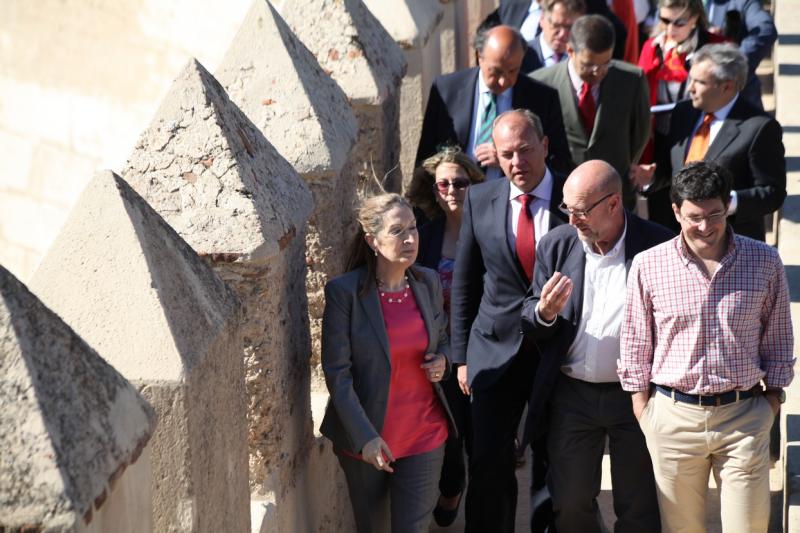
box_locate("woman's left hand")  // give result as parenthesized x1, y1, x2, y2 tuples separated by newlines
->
(421, 352, 447, 382)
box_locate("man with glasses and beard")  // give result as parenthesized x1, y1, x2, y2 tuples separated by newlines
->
(520, 160, 669, 532)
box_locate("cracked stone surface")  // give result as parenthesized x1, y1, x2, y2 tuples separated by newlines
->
(121, 59, 315, 506)
(123, 58, 312, 263)
(1, 264, 156, 531)
(29, 170, 250, 533)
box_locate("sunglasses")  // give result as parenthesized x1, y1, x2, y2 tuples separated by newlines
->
(659, 15, 691, 27)
(434, 178, 471, 192)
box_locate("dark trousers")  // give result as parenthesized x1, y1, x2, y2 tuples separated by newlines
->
(547, 374, 660, 533)
(438, 371, 472, 498)
(338, 445, 445, 533)
(465, 348, 536, 533)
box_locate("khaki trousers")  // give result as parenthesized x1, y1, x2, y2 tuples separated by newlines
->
(638, 391, 773, 533)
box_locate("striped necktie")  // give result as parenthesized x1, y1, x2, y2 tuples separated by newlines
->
(476, 93, 497, 145)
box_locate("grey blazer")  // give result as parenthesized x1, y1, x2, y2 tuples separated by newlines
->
(320, 265, 454, 455)
(532, 60, 651, 208)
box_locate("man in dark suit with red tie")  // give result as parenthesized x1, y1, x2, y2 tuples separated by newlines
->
(451, 109, 568, 532)
(643, 43, 786, 241)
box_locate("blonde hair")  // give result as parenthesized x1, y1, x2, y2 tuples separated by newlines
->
(346, 193, 418, 293)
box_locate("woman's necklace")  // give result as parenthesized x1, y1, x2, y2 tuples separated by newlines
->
(377, 276, 410, 304)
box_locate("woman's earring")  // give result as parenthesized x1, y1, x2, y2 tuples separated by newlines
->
(373, 249, 378, 257)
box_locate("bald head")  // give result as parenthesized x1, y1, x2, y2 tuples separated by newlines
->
(477, 25, 527, 94)
(562, 160, 624, 252)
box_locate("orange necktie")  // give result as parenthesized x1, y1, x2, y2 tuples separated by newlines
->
(685, 113, 715, 163)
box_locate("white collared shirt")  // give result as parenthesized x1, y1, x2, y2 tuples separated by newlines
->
(538, 34, 564, 67)
(691, 93, 740, 213)
(468, 71, 513, 181)
(544, 220, 627, 383)
(520, 1, 543, 43)
(506, 168, 554, 251)
(567, 59, 601, 103)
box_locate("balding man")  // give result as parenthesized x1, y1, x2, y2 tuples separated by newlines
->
(416, 25, 573, 180)
(521, 160, 671, 532)
(451, 109, 568, 531)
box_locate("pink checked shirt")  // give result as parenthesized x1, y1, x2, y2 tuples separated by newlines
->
(619, 232, 794, 394)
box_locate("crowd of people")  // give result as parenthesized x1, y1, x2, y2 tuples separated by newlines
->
(318, 0, 793, 531)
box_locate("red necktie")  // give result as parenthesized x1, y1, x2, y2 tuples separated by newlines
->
(516, 194, 536, 282)
(578, 82, 596, 135)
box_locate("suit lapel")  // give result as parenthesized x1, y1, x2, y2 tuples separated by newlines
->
(704, 101, 744, 161)
(408, 273, 436, 353)
(553, 62, 587, 147)
(623, 211, 641, 273)
(455, 69, 480, 147)
(548, 172, 569, 229)
(590, 67, 617, 147)
(490, 180, 522, 278)
(358, 271, 391, 361)
(671, 106, 701, 171)
(564, 237, 586, 324)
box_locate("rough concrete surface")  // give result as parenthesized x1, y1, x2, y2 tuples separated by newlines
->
(29, 171, 250, 533)
(123, 58, 312, 262)
(364, 0, 445, 50)
(216, 0, 360, 372)
(120, 57, 317, 531)
(0, 264, 156, 531)
(275, 0, 407, 191)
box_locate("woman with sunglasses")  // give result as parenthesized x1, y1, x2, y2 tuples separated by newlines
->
(321, 193, 454, 532)
(636, 0, 727, 220)
(405, 147, 484, 527)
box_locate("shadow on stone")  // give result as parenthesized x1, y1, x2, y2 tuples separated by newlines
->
(778, 64, 800, 76)
(778, 34, 800, 45)
(785, 265, 800, 302)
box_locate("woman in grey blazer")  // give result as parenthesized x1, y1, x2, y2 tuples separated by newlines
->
(321, 193, 453, 533)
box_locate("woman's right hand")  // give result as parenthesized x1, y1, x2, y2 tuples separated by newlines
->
(362, 437, 395, 472)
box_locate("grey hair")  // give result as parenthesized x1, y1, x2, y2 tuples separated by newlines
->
(472, 25, 528, 56)
(693, 43, 749, 92)
(491, 109, 545, 142)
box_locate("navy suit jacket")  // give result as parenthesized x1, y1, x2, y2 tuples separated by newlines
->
(450, 173, 569, 390)
(706, 0, 776, 109)
(653, 97, 786, 241)
(520, 211, 674, 439)
(417, 216, 447, 270)
(320, 265, 456, 454)
(415, 67, 574, 174)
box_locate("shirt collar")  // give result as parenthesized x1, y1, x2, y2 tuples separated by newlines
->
(710, 93, 738, 121)
(676, 226, 737, 267)
(539, 34, 558, 62)
(581, 216, 627, 258)
(508, 167, 553, 202)
(567, 58, 584, 93)
(478, 70, 512, 100)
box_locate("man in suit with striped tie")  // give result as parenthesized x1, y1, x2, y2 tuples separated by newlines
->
(416, 25, 573, 179)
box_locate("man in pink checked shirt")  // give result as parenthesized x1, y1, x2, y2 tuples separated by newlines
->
(618, 161, 794, 532)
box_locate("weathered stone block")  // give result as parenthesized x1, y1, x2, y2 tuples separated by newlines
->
(120, 59, 315, 530)
(216, 0, 359, 372)
(275, 0, 406, 191)
(0, 264, 156, 532)
(29, 171, 249, 533)
(364, 0, 446, 189)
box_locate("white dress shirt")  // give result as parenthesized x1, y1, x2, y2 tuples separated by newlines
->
(561, 222, 628, 383)
(506, 168, 554, 251)
(468, 71, 513, 181)
(520, 1, 543, 43)
(690, 93, 740, 213)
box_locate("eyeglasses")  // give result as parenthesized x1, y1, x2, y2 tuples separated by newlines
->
(559, 193, 613, 219)
(680, 211, 727, 226)
(659, 15, 691, 27)
(434, 178, 471, 193)
(544, 15, 573, 32)
(577, 60, 612, 75)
